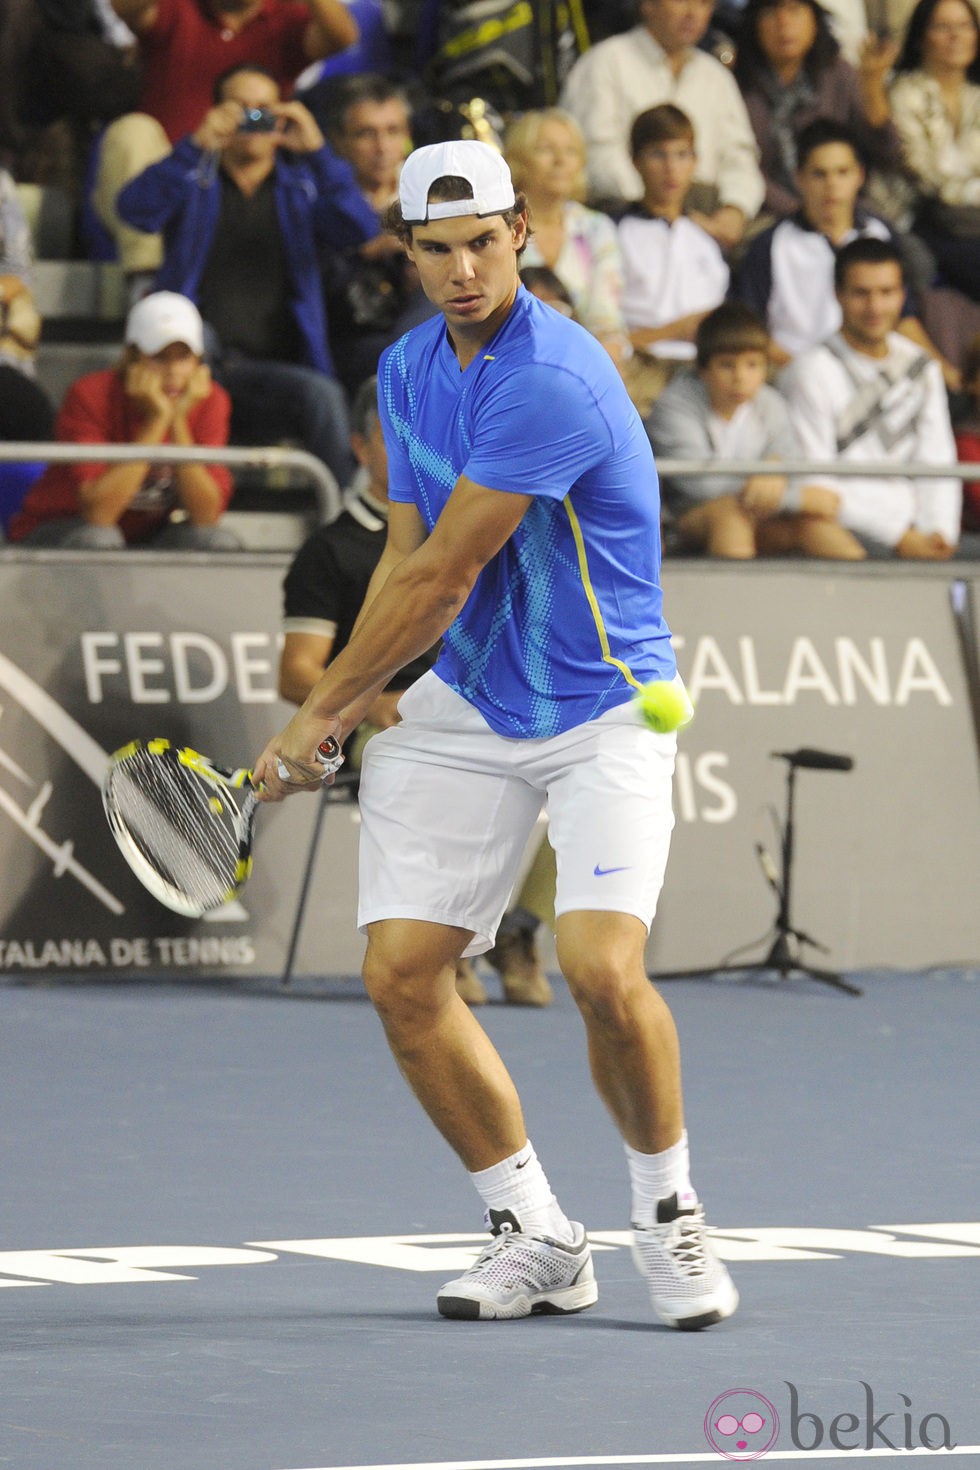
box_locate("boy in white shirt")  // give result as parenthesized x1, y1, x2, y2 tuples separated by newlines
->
(618, 104, 731, 414)
(648, 302, 864, 558)
(732, 119, 958, 388)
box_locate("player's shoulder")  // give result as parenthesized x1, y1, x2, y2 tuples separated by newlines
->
(500, 290, 613, 379)
(379, 314, 445, 382)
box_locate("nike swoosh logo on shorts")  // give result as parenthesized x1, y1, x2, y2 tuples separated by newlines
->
(594, 864, 631, 877)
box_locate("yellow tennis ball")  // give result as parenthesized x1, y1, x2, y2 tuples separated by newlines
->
(634, 679, 694, 733)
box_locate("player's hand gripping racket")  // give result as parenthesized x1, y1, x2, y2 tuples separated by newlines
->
(102, 735, 343, 916)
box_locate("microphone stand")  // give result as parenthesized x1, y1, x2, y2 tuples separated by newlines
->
(655, 751, 862, 996)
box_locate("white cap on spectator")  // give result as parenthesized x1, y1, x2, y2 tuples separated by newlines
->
(126, 292, 204, 356)
(399, 141, 516, 223)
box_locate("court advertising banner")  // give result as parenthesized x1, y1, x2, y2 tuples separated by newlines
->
(0, 552, 977, 979)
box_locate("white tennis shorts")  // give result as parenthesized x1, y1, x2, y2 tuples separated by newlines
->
(356, 671, 677, 957)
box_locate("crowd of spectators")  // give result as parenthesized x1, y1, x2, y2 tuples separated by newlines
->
(0, 0, 977, 558)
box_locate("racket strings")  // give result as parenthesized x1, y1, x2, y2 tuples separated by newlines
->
(106, 750, 247, 912)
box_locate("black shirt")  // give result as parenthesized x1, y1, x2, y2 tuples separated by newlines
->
(198, 173, 303, 362)
(283, 494, 437, 690)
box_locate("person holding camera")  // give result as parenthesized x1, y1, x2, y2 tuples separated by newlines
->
(116, 62, 379, 485)
(92, 0, 358, 283)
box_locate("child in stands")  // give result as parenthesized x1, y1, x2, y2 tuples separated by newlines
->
(648, 302, 864, 557)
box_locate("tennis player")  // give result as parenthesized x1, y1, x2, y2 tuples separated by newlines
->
(254, 140, 738, 1329)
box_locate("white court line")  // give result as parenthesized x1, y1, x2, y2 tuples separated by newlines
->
(283, 1449, 980, 1470)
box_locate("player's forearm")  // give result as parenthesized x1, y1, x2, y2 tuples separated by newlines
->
(303, 560, 468, 726)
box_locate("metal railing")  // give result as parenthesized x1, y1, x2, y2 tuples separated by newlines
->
(0, 442, 341, 522)
(0, 444, 976, 532)
(656, 459, 978, 480)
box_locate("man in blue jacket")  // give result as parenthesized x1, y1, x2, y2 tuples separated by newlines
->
(117, 61, 379, 486)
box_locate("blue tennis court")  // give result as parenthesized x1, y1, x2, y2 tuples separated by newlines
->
(1, 967, 977, 1470)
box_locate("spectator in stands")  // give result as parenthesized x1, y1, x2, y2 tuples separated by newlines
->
(0, 168, 33, 279)
(8, 292, 239, 549)
(780, 237, 961, 557)
(868, 0, 920, 48)
(0, 176, 55, 536)
(807, 0, 868, 62)
(316, 73, 435, 395)
(317, 73, 410, 215)
(733, 0, 902, 221)
(617, 105, 730, 413)
(648, 302, 865, 556)
(94, 0, 358, 284)
(953, 331, 980, 535)
(116, 64, 378, 487)
(0, 1, 27, 162)
(504, 108, 629, 367)
(0, 274, 53, 442)
(519, 264, 576, 315)
(29, 0, 142, 131)
(294, 0, 393, 93)
(560, 0, 764, 247)
(886, 0, 980, 301)
(732, 119, 959, 384)
(280, 378, 436, 762)
(279, 377, 553, 1006)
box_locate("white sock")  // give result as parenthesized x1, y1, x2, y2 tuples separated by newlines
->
(625, 1131, 697, 1227)
(469, 1140, 575, 1244)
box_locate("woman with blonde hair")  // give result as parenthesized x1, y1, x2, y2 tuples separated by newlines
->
(504, 108, 629, 365)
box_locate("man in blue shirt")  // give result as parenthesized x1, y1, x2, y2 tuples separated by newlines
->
(117, 62, 378, 485)
(255, 140, 737, 1331)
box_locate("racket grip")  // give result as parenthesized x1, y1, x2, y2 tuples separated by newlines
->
(315, 735, 344, 777)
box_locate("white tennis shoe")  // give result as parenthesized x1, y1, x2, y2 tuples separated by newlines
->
(631, 1192, 738, 1330)
(437, 1209, 598, 1320)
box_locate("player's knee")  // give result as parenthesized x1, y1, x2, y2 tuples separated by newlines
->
(563, 952, 645, 1030)
(362, 946, 447, 1033)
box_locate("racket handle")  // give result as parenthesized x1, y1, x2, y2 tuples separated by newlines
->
(315, 735, 344, 776)
(275, 735, 344, 784)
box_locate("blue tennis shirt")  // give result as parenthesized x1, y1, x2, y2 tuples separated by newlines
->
(379, 285, 676, 738)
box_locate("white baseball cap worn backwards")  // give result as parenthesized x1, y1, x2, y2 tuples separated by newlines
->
(126, 291, 205, 356)
(398, 140, 517, 223)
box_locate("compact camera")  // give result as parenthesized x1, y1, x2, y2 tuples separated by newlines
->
(238, 107, 278, 133)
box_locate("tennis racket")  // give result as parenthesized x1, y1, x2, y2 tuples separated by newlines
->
(102, 735, 343, 917)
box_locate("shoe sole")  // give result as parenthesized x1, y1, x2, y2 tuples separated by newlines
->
(437, 1277, 599, 1321)
(650, 1278, 740, 1331)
